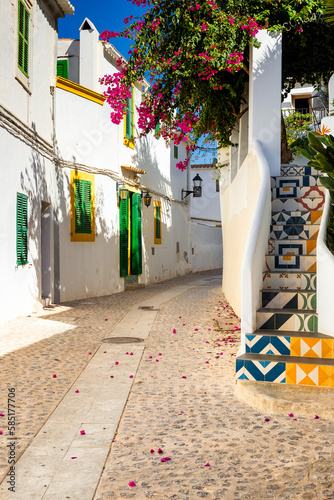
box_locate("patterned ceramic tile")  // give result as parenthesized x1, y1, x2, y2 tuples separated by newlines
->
(272, 185, 325, 200)
(257, 311, 318, 332)
(280, 165, 320, 176)
(261, 291, 316, 310)
(268, 240, 317, 256)
(270, 224, 319, 240)
(272, 197, 325, 212)
(286, 363, 334, 387)
(236, 359, 286, 383)
(262, 272, 316, 291)
(271, 211, 322, 226)
(271, 175, 320, 189)
(290, 338, 333, 358)
(265, 255, 316, 272)
(245, 334, 290, 355)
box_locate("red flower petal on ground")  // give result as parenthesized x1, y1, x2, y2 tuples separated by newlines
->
(129, 481, 136, 487)
(208, 328, 211, 331)
(288, 413, 294, 417)
(156, 359, 159, 362)
(115, 362, 119, 365)
(158, 353, 162, 356)
(150, 449, 155, 453)
(205, 463, 210, 466)
(89, 352, 92, 355)
(0, 431, 3, 435)
(179, 316, 182, 318)
(149, 356, 152, 359)
(105, 318, 108, 321)
(183, 324, 186, 326)
(0, 414, 4, 417)
(80, 430, 86, 435)
(130, 352, 133, 355)
(173, 329, 176, 333)
(157, 448, 163, 454)
(71, 457, 77, 459)
(194, 328, 198, 331)
(104, 351, 107, 353)
(314, 415, 319, 419)
(160, 457, 171, 462)
(75, 390, 79, 393)
(182, 376, 187, 378)
(110, 375, 114, 378)
(129, 375, 133, 378)
(126, 352, 129, 355)
(264, 418, 270, 422)
(53, 374, 57, 378)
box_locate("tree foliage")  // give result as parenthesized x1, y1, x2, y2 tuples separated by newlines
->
(101, 0, 333, 166)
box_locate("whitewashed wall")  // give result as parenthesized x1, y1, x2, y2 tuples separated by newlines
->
(190, 167, 221, 223)
(190, 222, 222, 273)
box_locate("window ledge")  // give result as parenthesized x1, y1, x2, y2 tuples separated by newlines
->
(15, 68, 31, 95)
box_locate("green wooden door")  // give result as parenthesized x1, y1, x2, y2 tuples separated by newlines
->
(131, 193, 142, 275)
(119, 192, 129, 277)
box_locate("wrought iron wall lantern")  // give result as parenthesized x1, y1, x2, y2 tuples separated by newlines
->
(181, 174, 203, 200)
(142, 190, 152, 208)
(116, 182, 128, 200)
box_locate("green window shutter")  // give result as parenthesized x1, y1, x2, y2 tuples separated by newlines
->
(57, 60, 68, 79)
(75, 179, 92, 234)
(131, 193, 142, 275)
(119, 192, 129, 277)
(18, 1, 29, 76)
(155, 206, 161, 240)
(174, 145, 178, 159)
(126, 88, 134, 140)
(17, 193, 28, 265)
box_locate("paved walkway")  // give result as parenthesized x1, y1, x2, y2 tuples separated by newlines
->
(0, 270, 334, 499)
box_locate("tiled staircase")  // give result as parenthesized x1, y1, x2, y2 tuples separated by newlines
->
(236, 165, 334, 387)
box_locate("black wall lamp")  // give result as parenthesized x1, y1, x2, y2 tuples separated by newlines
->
(116, 182, 128, 200)
(181, 174, 203, 200)
(142, 190, 152, 208)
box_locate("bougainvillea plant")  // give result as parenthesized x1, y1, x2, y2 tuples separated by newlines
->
(100, 0, 329, 170)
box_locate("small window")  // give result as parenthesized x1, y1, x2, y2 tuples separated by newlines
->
(71, 171, 95, 242)
(216, 180, 219, 192)
(174, 145, 178, 159)
(17, 193, 28, 265)
(124, 86, 135, 148)
(57, 60, 68, 79)
(154, 200, 162, 244)
(18, 0, 29, 77)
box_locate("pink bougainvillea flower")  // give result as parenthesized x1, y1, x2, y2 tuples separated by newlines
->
(208, 328, 211, 331)
(160, 457, 171, 462)
(205, 341, 209, 343)
(129, 375, 133, 378)
(182, 376, 187, 379)
(205, 361, 209, 364)
(53, 374, 57, 378)
(80, 430, 86, 435)
(217, 344, 221, 347)
(89, 352, 92, 355)
(194, 328, 198, 331)
(129, 481, 136, 487)
(150, 449, 155, 453)
(110, 375, 114, 378)
(0, 413, 5, 417)
(104, 351, 107, 353)
(157, 448, 163, 454)
(71, 457, 77, 459)
(126, 352, 129, 355)
(183, 323, 186, 326)
(156, 359, 159, 362)
(75, 390, 79, 393)
(105, 318, 108, 321)
(149, 356, 152, 359)
(288, 413, 294, 417)
(158, 353, 162, 356)
(173, 329, 176, 333)
(115, 362, 119, 365)
(179, 316, 181, 318)
(314, 415, 320, 419)
(205, 462, 210, 466)
(293, 418, 297, 421)
(0, 431, 3, 435)
(264, 418, 270, 422)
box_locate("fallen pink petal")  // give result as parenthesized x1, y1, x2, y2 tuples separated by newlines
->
(157, 448, 163, 454)
(130, 352, 134, 355)
(314, 415, 320, 419)
(205, 463, 210, 467)
(105, 318, 108, 321)
(129, 481, 136, 487)
(88, 352, 92, 355)
(52, 374, 57, 378)
(288, 413, 294, 417)
(149, 356, 152, 359)
(115, 362, 119, 365)
(173, 329, 176, 333)
(0, 431, 3, 435)
(264, 418, 270, 422)
(150, 449, 155, 453)
(0, 414, 4, 417)
(75, 390, 79, 393)
(160, 457, 171, 462)
(129, 375, 133, 378)
(194, 328, 198, 331)
(182, 376, 187, 378)
(104, 351, 107, 353)
(80, 430, 86, 435)
(71, 457, 77, 459)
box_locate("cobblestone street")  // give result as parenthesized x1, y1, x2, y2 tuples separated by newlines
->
(0, 269, 333, 499)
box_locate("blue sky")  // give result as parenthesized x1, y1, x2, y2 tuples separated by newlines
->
(58, 0, 143, 58)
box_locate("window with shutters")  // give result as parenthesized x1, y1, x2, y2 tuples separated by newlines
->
(124, 86, 135, 149)
(154, 200, 162, 245)
(17, 0, 30, 77)
(70, 171, 95, 242)
(17, 193, 28, 265)
(174, 144, 178, 159)
(57, 60, 69, 79)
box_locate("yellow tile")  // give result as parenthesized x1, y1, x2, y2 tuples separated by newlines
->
(307, 263, 317, 273)
(311, 211, 322, 224)
(283, 187, 291, 191)
(296, 364, 318, 386)
(283, 256, 292, 261)
(322, 339, 333, 359)
(286, 363, 296, 384)
(318, 366, 332, 387)
(290, 338, 300, 357)
(306, 240, 317, 255)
